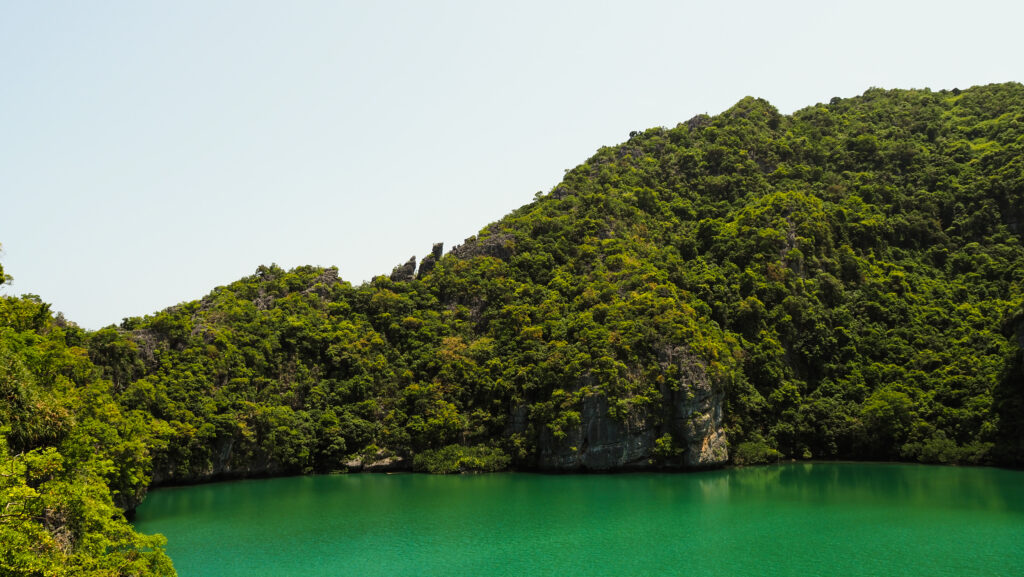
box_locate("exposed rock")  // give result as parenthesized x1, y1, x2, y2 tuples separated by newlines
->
(533, 351, 727, 471)
(418, 243, 444, 277)
(389, 256, 417, 282)
(451, 231, 515, 260)
(302, 267, 341, 297)
(670, 378, 729, 466)
(537, 395, 657, 470)
(150, 436, 283, 487)
(685, 114, 712, 131)
(343, 454, 409, 473)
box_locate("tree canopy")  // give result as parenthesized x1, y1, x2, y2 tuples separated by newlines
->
(2, 83, 1024, 576)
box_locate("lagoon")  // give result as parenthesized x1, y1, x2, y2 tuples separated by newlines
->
(133, 463, 1024, 576)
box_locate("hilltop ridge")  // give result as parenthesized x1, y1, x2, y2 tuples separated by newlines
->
(2, 82, 1024, 575)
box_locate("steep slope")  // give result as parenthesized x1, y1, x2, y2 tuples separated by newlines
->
(3, 83, 1024, 576)
(0, 291, 174, 575)
(82, 82, 1024, 482)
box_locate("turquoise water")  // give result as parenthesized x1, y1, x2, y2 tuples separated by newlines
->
(133, 463, 1024, 576)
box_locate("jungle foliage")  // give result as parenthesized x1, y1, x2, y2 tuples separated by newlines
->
(0, 294, 174, 576)
(2, 83, 1024, 575)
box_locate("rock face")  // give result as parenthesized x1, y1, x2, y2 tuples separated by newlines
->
(533, 354, 727, 471)
(685, 113, 712, 131)
(418, 243, 444, 277)
(536, 395, 657, 470)
(390, 256, 417, 282)
(671, 381, 728, 466)
(451, 230, 515, 260)
(149, 436, 282, 487)
(343, 454, 409, 473)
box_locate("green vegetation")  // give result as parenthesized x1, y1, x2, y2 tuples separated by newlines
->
(2, 83, 1024, 575)
(0, 294, 174, 575)
(412, 445, 511, 474)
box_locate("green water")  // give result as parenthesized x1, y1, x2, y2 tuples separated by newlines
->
(133, 463, 1024, 576)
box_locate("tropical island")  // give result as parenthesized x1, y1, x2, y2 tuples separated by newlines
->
(2, 83, 1023, 575)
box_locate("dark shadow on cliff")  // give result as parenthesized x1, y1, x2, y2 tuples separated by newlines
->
(992, 338, 1024, 467)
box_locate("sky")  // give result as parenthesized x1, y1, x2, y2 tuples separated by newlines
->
(1, 0, 1021, 329)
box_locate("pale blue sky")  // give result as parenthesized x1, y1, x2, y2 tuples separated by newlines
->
(2, 1, 1021, 328)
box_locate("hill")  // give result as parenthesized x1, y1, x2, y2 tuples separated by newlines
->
(2, 83, 1024, 575)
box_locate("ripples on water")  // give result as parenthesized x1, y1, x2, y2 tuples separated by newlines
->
(133, 463, 1024, 576)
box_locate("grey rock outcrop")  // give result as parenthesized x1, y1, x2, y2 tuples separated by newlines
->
(418, 243, 444, 277)
(450, 230, 515, 261)
(536, 395, 657, 470)
(532, 351, 727, 471)
(390, 256, 417, 282)
(150, 436, 281, 487)
(685, 114, 712, 131)
(343, 454, 409, 473)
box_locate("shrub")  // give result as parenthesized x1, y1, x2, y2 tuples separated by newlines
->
(412, 445, 511, 474)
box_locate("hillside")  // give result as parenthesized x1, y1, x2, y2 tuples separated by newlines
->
(2, 83, 1024, 575)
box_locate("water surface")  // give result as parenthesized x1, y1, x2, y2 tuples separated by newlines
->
(133, 463, 1024, 576)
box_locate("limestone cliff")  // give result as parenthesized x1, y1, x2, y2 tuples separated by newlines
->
(530, 352, 727, 471)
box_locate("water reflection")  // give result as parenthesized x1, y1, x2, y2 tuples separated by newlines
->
(135, 464, 1024, 577)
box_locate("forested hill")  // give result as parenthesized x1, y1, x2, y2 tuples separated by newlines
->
(3, 83, 1024, 575)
